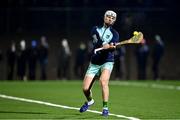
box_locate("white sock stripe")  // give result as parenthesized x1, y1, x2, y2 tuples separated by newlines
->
(0, 94, 140, 120)
(87, 99, 94, 106)
(103, 107, 108, 110)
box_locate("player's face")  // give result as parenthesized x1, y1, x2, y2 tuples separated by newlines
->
(104, 15, 116, 26)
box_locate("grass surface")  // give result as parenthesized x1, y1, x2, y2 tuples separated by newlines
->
(0, 80, 180, 119)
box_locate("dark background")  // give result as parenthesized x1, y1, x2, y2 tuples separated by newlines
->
(0, 0, 179, 80)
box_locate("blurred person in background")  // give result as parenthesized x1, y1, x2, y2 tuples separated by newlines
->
(135, 38, 149, 80)
(6, 40, 16, 80)
(57, 38, 71, 80)
(28, 40, 38, 80)
(79, 10, 119, 116)
(17, 39, 28, 80)
(152, 34, 164, 80)
(39, 36, 49, 80)
(74, 42, 87, 79)
(0, 50, 2, 62)
(0, 49, 3, 80)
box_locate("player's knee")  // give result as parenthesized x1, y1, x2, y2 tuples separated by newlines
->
(100, 79, 108, 87)
(83, 86, 89, 93)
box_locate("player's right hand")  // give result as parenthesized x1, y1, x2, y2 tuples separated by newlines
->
(103, 43, 116, 49)
(103, 43, 110, 49)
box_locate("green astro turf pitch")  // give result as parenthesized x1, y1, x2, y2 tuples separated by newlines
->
(0, 80, 180, 119)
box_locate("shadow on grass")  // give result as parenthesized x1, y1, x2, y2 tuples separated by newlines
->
(53, 112, 106, 119)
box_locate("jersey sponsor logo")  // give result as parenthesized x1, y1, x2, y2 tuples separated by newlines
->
(96, 27, 113, 43)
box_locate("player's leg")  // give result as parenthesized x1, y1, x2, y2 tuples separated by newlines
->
(80, 63, 100, 113)
(79, 75, 95, 113)
(82, 75, 95, 101)
(99, 62, 114, 116)
(99, 69, 110, 116)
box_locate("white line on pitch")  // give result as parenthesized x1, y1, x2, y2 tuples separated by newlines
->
(0, 94, 140, 120)
(110, 81, 180, 91)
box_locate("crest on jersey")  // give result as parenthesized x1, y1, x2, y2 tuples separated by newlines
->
(106, 35, 110, 39)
